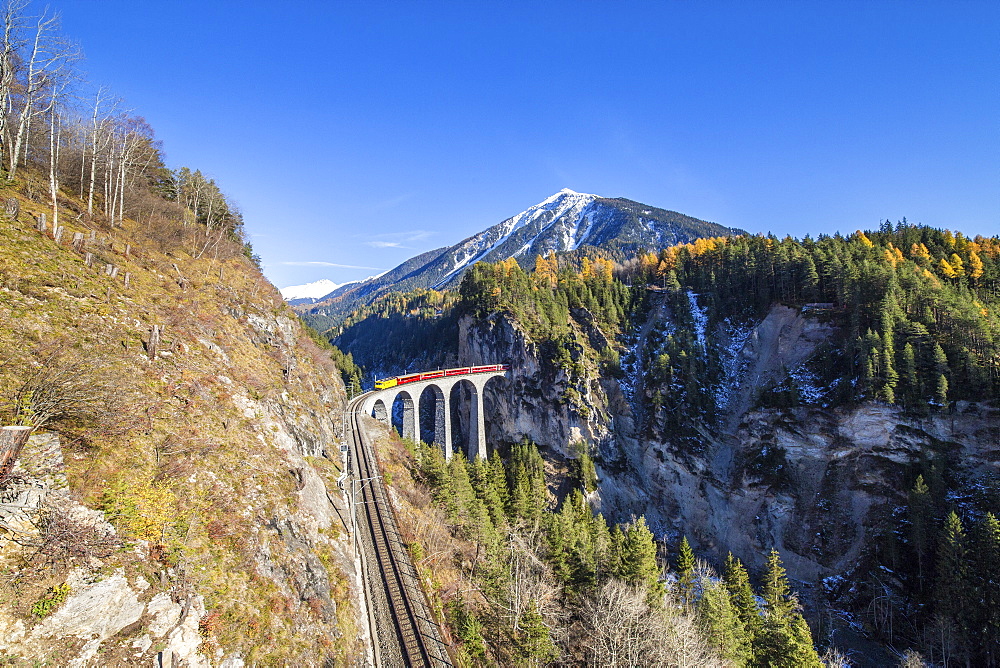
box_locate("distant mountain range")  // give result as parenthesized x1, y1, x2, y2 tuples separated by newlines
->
(291, 189, 743, 330)
(280, 279, 348, 305)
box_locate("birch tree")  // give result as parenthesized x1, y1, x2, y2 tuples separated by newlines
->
(44, 65, 76, 226)
(83, 86, 115, 215)
(0, 0, 28, 176)
(6, 5, 79, 178)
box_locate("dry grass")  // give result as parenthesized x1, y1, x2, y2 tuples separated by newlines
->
(0, 169, 360, 664)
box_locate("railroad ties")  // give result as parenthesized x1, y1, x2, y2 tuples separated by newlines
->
(347, 395, 451, 667)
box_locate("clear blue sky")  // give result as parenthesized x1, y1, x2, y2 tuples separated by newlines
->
(54, 0, 999, 289)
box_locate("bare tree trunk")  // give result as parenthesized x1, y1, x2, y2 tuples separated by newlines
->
(104, 139, 115, 222)
(48, 102, 60, 227)
(0, 425, 31, 486)
(87, 97, 112, 216)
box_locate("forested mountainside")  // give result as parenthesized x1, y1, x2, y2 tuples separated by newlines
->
(298, 188, 743, 332)
(334, 225, 1000, 665)
(0, 6, 363, 664)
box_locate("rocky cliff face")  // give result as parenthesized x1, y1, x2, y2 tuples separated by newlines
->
(457, 312, 612, 458)
(458, 303, 1000, 587)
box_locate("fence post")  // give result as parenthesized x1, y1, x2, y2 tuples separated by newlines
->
(0, 426, 31, 486)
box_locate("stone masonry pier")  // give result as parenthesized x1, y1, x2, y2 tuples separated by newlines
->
(359, 368, 508, 460)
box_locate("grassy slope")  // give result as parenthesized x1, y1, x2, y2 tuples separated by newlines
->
(0, 173, 363, 664)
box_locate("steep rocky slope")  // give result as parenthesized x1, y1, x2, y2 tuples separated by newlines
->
(457, 301, 1000, 590)
(0, 179, 366, 665)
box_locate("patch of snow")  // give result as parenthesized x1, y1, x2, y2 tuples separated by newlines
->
(789, 363, 824, 404)
(686, 291, 708, 352)
(714, 320, 753, 411)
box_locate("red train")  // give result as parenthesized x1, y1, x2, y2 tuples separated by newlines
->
(374, 364, 509, 390)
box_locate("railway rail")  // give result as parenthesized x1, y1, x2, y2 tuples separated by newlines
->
(346, 393, 451, 667)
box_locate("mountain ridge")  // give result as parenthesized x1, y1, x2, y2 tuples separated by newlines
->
(297, 189, 743, 331)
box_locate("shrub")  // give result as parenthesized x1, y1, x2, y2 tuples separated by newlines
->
(31, 582, 70, 618)
(100, 477, 178, 542)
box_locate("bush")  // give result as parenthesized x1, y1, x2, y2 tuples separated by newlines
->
(1, 343, 137, 433)
(31, 582, 70, 618)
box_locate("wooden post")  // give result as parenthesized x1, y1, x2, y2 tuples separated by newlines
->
(125, 243, 131, 257)
(110, 266, 119, 279)
(84, 252, 93, 267)
(4, 197, 19, 220)
(0, 426, 31, 486)
(37, 213, 46, 232)
(124, 272, 131, 288)
(148, 325, 161, 360)
(72, 232, 84, 251)
(105, 263, 114, 276)
(53, 226, 63, 243)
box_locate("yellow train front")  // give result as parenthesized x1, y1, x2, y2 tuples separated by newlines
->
(374, 377, 398, 390)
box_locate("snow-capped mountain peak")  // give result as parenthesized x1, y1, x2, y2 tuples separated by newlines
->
(431, 189, 602, 287)
(292, 190, 744, 321)
(279, 279, 342, 302)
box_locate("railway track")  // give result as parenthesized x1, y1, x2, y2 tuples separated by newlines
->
(346, 394, 451, 667)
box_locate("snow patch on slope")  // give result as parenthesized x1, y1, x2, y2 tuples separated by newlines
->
(687, 291, 709, 352)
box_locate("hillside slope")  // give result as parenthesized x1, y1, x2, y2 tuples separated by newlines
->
(0, 172, 366, 665)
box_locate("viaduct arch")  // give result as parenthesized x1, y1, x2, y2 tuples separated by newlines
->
(360, 367, 508, 460)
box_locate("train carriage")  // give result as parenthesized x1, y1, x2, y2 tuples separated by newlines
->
(373, 364, 509, 391)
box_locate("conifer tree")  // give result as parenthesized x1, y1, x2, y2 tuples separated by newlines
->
(546, 507, 572, 584)
(698, 572, 751, 667)
(507, 439, 546, 528)
(615, 517, 661, 595)
(935, 511, 971, 663)
(488, 454, 510, 517)
(934, 374, 949, 408)
(907, 474, 932, 591)
(724, 553, 762, 646)
(448, 452, 496, 545)
(516, 600, 557, 666)
(591, 512, 614, 582)
(901, 342, 918, 407)
(447, 599, 488, 662)
(974, 513, 1000, 664)
(676, 535, 696, 607)
(470, 457, 507, 532)
(754, 549, 822, 668)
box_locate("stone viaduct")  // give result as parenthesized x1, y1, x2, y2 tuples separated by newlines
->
(359, 367, 508, 460)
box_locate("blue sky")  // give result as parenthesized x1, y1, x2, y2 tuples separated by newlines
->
(54, 0, 999, 288)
